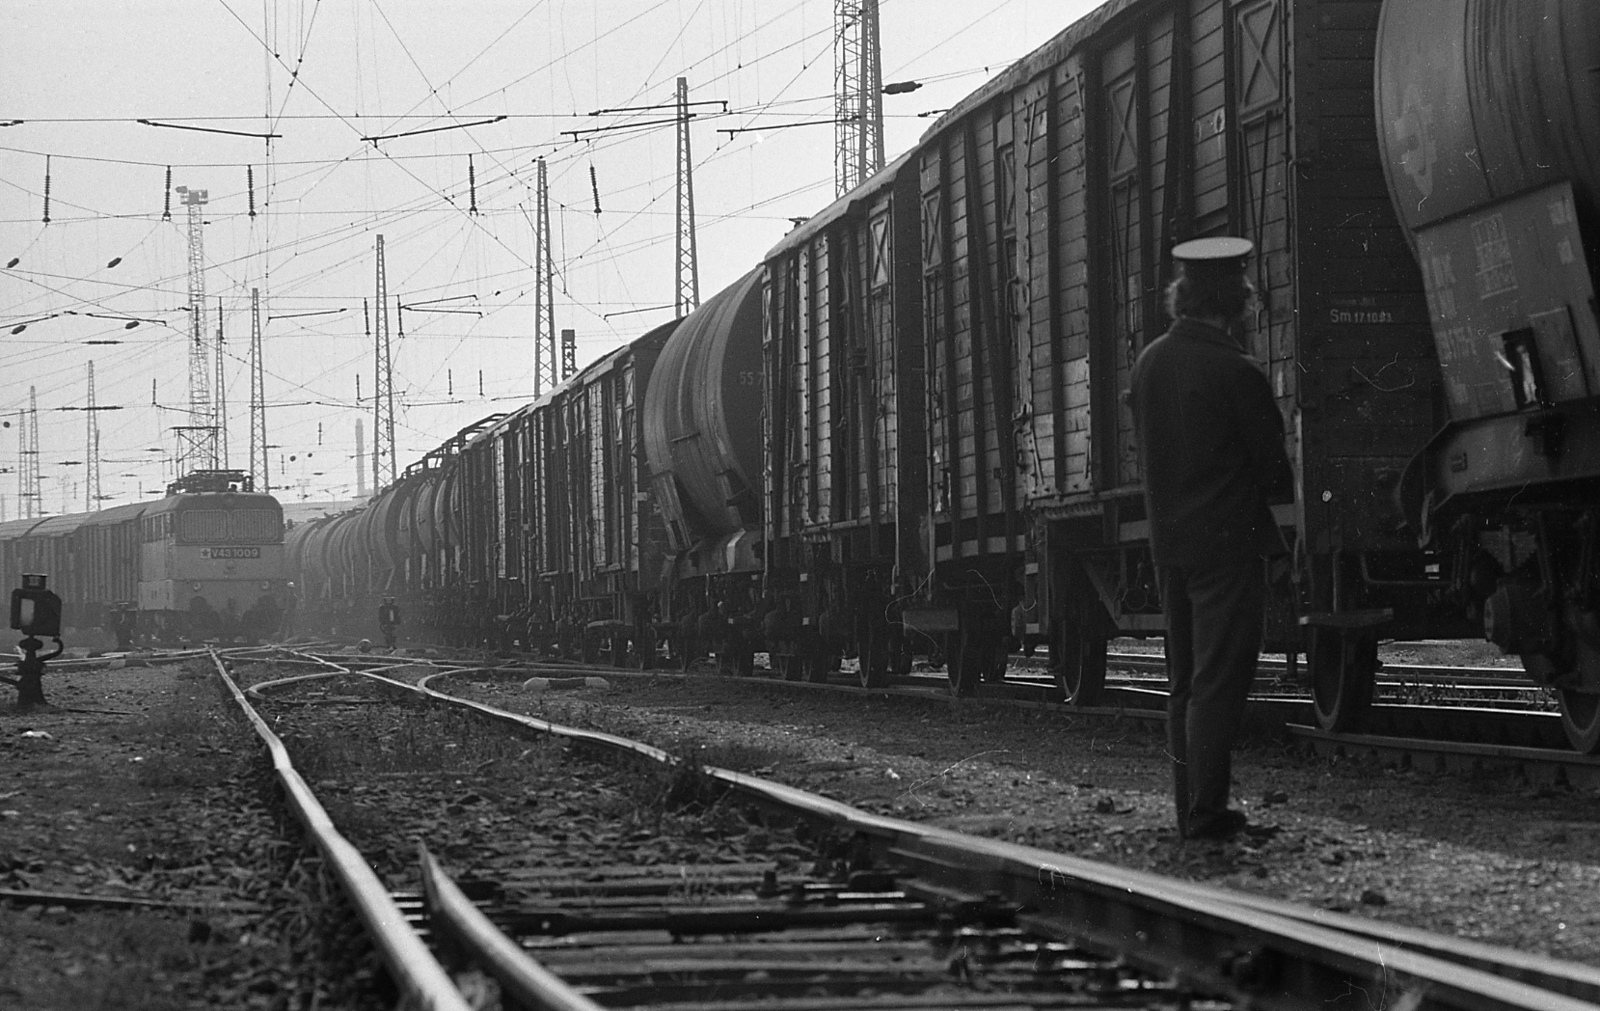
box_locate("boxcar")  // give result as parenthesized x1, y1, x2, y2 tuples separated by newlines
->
(762, 151, 929, 685)
(454, 318, 678, 659)
(770, 0, 1460, 718)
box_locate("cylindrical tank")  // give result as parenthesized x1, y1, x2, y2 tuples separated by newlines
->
(642, 269, 764, 540)
(368, 476, 417, 576)
(412, 470, 440, 556)
(435, 465, 461, 566)
(316, 513, 357, 591)
(1377, 0, 1600, 232)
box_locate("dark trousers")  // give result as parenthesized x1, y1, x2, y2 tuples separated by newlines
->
(1159, 558, 1265, 836)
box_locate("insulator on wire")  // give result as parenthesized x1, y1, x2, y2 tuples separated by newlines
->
(162, 167, 172, 221)
(247, 165, 257, 218)
(42, 156, 51, 224)
(468, 155, 478, 215)
(590, 164, 601, 215)
(396, 296, 403, 338)
(363, 298, 370, 336)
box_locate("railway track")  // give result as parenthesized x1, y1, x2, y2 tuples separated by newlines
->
(211, 647, 1600, 1011)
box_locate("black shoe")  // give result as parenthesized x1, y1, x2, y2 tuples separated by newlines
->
(1185, 809, 1248, 841)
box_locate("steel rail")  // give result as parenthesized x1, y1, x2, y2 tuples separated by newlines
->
(417, 843, 609, 1011)
(207, 649, 473, 1011)
(368, 666, 1593, 1011)
(1197, 886, 1600, 1005)
(255, 654, 1600, 1008)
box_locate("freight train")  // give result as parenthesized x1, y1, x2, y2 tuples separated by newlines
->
(287, 0, 1600, 750)
(0, 470, 289, 643)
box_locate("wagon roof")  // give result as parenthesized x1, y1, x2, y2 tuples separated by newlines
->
(761, 147, 918, 262)
(917, 0, 1141, 145)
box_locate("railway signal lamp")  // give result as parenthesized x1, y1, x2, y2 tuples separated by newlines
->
(12, 574, 62, 638)
(4, 574, 64, 710)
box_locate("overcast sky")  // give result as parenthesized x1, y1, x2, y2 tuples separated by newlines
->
(0, 0, 1098, 511)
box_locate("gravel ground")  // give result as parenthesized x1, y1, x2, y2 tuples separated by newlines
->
(4, 647, 1597, 1010)
(441, 665, 1600, 965)
(0, 656, 391, 1011)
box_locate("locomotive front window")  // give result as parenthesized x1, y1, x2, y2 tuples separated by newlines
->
(231, 508, 284, 543)
(178, 510, 230, 543)
(174, 507, 283, 544)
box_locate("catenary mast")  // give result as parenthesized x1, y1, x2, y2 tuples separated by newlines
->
(675, 77, 700, 315)
(373, 235, 396, 492)
(532, 158, 557, 394)
(834, 0, 885, 196)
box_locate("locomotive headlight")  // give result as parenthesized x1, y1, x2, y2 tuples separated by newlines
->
(260, 581, 270, 590)
(191, 581, 201, 591)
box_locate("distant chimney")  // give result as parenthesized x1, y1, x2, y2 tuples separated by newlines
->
(355, 419, 367, 499)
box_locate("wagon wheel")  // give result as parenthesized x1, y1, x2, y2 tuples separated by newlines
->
(1308, 627, 1377, 732)
(981, 634, 1009, 683)
(946, 630, 982, 698)
(1558, 690, 1600, 754)
(1055, 631, 1108, 707)
(859, 622, 892, 689)
(806, 646, 838, 684)
(776, 646, 805, 682)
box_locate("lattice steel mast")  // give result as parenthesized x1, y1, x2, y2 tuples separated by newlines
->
(675, 77, 700, 315)
(85, 362, 101, 510)
(174, 186, 217, 474)
(249, 287, 269, 492)
(373, 235, 396, 491)
(834, 0, 885, 196)
(17, 390, 39, 518)
(214, 298, 228, 468)
(532, 158, 557, 394)
(23, 387, 39, 517)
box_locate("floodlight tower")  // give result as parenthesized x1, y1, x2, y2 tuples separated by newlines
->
(834, 0, 885, 196)
(532, 158, 557, 395)
(174, 185, 217, 474)
(675, 77, 700, 315)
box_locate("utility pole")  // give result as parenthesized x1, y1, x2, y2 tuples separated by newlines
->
(373, 235, 396, 492)
(532, 158, 557, 395)
(249, 288, 269, 492)
(355, 418, 367, 499)
(834, 0, 885, 196)
(214, 298, 228, 468)
(174, 185, 217, 475)
(675, 77, 700, 316)
(22, 387, 39, 518)
(85, 362, 100, 511)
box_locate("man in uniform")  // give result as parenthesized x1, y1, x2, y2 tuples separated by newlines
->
(1129, 237, 1294, 841)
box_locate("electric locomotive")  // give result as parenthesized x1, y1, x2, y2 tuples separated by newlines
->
(0, 470, 287, 643)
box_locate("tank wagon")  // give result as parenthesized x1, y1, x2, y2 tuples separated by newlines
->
(287, 0, 1600, 750)
(1377, 0, 1600, 748)
(0, 471, 287, 642)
